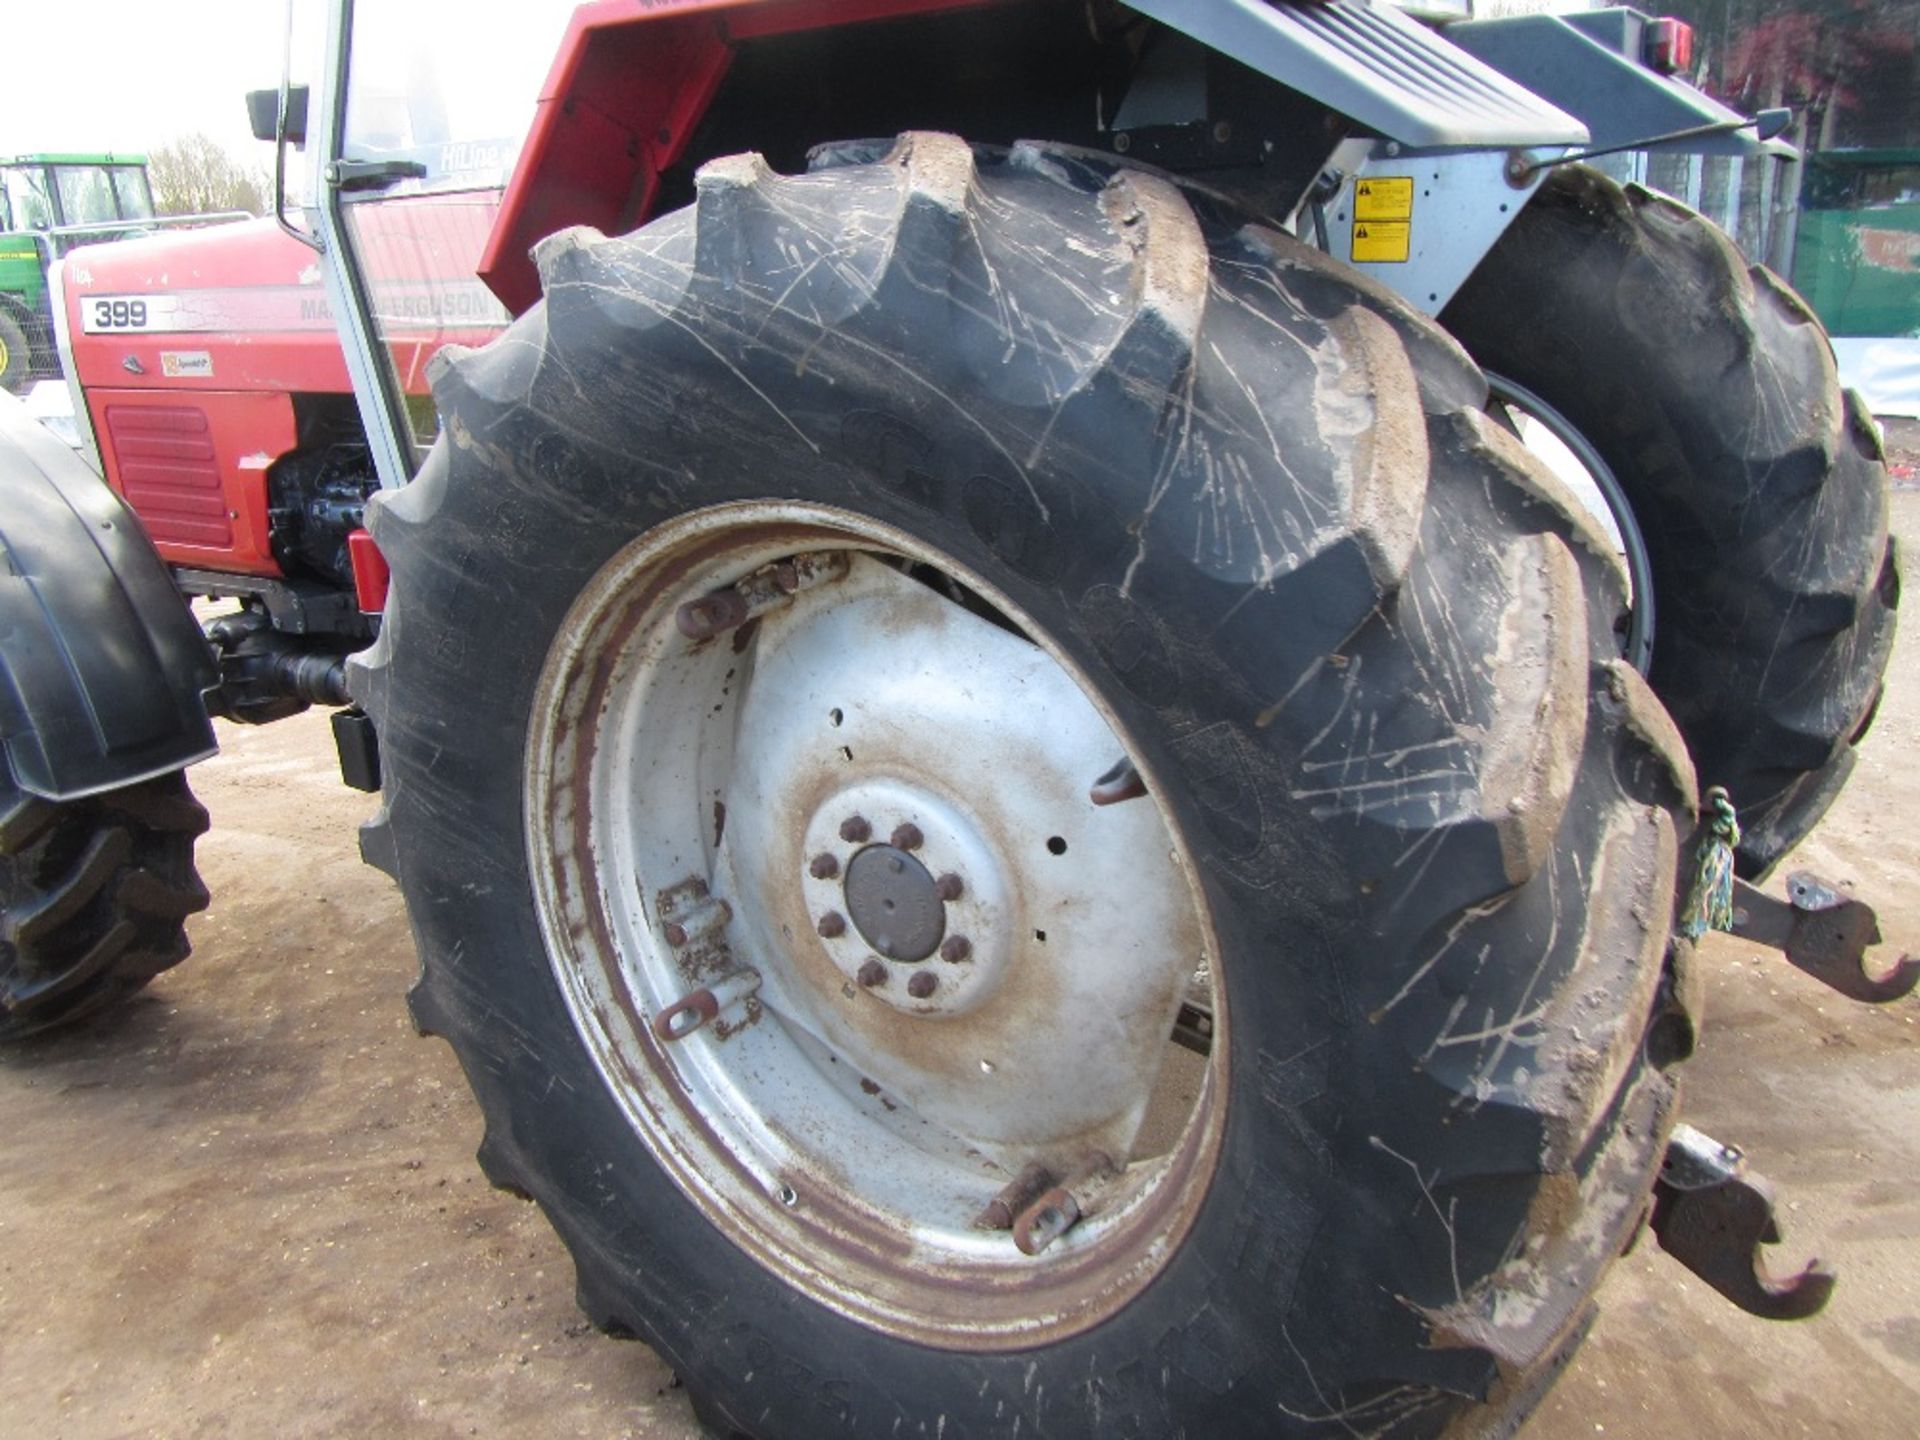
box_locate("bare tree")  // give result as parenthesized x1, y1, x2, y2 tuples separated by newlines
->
(146, 134, 269, 217)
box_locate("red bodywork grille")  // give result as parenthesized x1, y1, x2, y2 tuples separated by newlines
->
(104, 405, 233, 549)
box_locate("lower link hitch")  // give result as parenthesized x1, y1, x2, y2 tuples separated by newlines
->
(1732, 871, 1919, 1004)
(1649, 1123, 1835, 1321)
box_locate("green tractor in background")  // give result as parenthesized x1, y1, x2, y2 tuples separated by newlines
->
(0, 152, 204, 392)
(1790, 147, 1920, 421)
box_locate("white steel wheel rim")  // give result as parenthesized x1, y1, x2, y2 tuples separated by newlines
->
(525, 502, 1226, 1348)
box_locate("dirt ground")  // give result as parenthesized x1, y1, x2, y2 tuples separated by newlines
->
(3, 498, 1916, 1440)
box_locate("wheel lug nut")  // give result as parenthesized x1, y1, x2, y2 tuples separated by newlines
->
(890, 822, 923, 851)
(940, 934, 972, 964)
(809, 852, 839, 880)
(935, 873, 964, 902)
(674, 590, 750, 641)
(839, 815, 871, 844)
(907, 971, 938, 999)
(857, 958, 888, 988)
(817, 911, 847, 939)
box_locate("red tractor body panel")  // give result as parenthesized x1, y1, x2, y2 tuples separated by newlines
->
(480, 0, 1008, 315)
(64, 200, 508, 577)
(64, 220, 349, 397)
(89, 388, 294, 577)
(64, 221, 343, 577)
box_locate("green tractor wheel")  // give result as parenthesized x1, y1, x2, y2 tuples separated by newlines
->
(0, 306, 33, 395)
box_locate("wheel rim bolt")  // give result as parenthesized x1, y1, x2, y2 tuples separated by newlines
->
(940, 934, 972, 964)
(663, 895, 731, 949)
(975, 1161, 1052, 1231)
(907, 971, 938, 999)
(817, 911, 847, 939)
(674, 591, 750, 641)
(1013, 1152, 1113, 1256)
(839, 815, 872, 844)
(890, 822, 923, 851)
(934, 873, 964, 903)
(809, 852, 840, 880)
(857, 958, 888, 988)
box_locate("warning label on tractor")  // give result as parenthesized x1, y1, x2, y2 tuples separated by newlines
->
(1352, 177, 1413, 263)
(1354, 178, 1414, 221)
(1352, 221, 1411, 264)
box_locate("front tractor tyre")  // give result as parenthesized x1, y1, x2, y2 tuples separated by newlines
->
(0, 769, 211, 1039)
(355, 135, 1699, 1438)
(1446, 165, 1899, 878)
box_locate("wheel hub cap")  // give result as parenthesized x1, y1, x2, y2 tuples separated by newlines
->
(843, 844, 941, 960)
(802, 778, 1009, 1018)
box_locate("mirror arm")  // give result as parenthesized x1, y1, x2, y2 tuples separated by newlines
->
(274, 0, 321, 253)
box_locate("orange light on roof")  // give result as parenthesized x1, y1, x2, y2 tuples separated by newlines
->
(1645, 17, 1696, 76)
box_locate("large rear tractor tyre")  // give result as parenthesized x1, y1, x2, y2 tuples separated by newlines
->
(0, 770, 211, 1039)
(355, 135, 1698, 1437)
(1445, 165, 1899, 878)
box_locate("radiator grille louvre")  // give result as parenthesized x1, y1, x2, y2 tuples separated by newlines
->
(105, 405, 233, 549)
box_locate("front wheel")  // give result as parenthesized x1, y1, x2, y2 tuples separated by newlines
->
(1, 769, 211, 1039)
(356, 135, 1697, 1437)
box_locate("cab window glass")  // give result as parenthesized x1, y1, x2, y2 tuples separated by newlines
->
(343, 0, 575, 191)
(53, 166, 119, 226)
(112, 166, 156, 220)
(3, 168, 53, 229)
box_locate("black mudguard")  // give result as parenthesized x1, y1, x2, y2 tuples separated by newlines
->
(0, 394, 217, 800)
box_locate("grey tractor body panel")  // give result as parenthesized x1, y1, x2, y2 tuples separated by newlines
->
(0, 391, 218, 800)
(1125, 0, 1590, 150)
(1449, 10, 1791, 159)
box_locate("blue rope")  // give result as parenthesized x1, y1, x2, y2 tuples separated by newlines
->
(1680, 786, 1740, 940)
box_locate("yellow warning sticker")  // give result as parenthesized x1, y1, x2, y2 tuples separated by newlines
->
(1354, 177, 1414, 221)
(1352, 221, 1411, 264)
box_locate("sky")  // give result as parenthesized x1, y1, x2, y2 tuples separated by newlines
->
(2, 1, 578, 177)
(2, 2, 298, 164)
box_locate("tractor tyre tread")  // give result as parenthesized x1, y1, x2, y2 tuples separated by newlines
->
(1444, 165, 1897, 877)
(0, 770, 210, 1039)
(355, 134, 1693, 1438)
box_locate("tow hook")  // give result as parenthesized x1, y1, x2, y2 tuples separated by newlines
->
(1650, 1124, 1835, 1321)
(1730, 871, 1919, 1004)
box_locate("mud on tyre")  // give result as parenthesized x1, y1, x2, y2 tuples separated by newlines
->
(1446, 165, 1899, 879)
(355, 135, 1699, 1437)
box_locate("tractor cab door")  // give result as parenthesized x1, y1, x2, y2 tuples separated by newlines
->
(312, 0, 576, 487)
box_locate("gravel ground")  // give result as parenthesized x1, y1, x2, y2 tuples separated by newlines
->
(2, 498, 1915, 1439)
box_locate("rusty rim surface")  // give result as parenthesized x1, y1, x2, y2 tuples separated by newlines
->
(525, 503, 1226, 1348)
